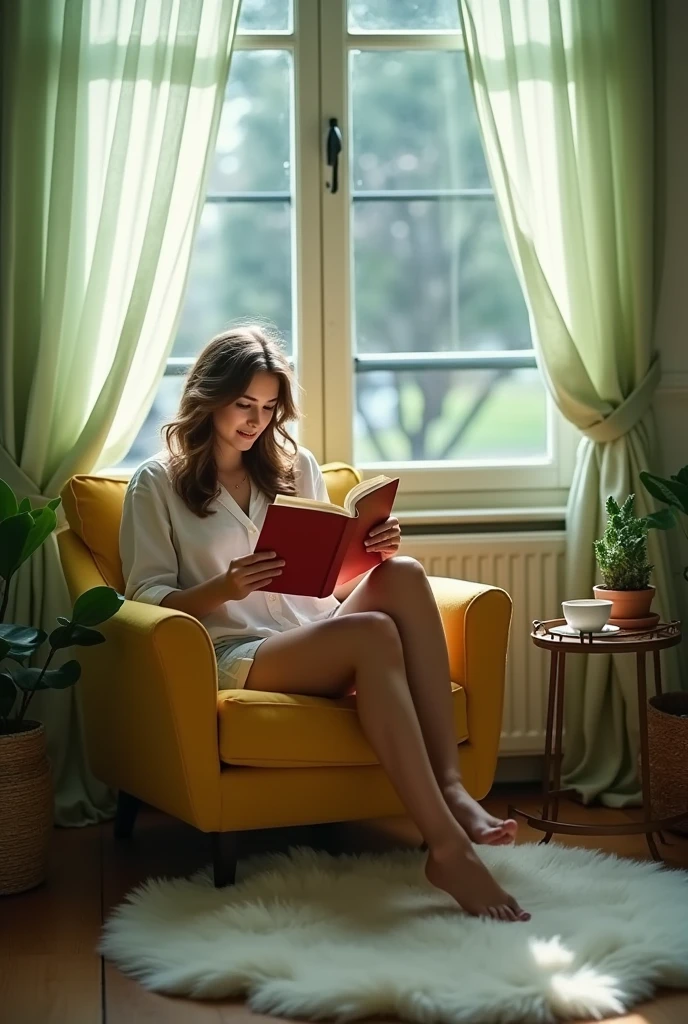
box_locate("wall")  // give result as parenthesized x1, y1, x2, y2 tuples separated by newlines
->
(653, 0, 688, 662)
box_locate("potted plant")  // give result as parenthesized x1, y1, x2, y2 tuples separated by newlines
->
(640, 464, 688, 582)
(0, 479, 123, 895)
(593, 494, 658, 628)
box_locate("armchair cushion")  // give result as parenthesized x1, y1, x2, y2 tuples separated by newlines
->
(61, 475, 128, 591)
(217, 683, 468, 768)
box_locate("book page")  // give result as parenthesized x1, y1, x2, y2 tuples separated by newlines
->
(343, 475, 395, 516)
(274, 494, 349, 516)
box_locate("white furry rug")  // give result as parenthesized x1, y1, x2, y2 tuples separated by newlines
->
(100, 842, 688, 1023)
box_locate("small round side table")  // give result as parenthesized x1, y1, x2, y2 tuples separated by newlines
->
(507, 618, 685, 861)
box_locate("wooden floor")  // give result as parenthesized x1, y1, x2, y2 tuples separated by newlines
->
(2, 786, 687, 1024)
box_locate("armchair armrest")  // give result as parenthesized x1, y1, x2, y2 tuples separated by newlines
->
(58, 529, 222, 831)
(428, 576, 512, 799)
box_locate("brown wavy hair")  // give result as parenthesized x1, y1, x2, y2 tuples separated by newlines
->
(163, 325, 301, 517)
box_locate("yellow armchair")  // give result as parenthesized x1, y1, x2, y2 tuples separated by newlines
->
(57, 463, 511, 886)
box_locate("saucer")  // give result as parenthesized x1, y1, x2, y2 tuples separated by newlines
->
(550, 623, 620, 638)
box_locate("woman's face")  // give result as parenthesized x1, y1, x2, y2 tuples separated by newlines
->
(212, 371, 280, 452)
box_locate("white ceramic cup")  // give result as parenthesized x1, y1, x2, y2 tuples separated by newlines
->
(561, 599, 613, 633)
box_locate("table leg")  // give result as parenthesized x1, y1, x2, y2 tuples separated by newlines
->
(653, 649, 663, 697)
(551, 652, 566, 824)
(541, 650, 559, 828)
(510, 636, 683, 851)
(637, 651, 661, 861)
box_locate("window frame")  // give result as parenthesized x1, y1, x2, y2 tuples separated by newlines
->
(149, 0, 576, 507)
(317, 0, 575, 497)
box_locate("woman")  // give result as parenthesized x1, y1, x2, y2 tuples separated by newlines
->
(120, 325, 529, 923)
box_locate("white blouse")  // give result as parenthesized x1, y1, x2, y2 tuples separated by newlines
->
(119, 445, 340, 644)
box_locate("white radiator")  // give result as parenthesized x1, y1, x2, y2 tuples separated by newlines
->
(401, 533, 566, 755)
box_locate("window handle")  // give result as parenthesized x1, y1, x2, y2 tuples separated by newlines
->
(326, 117, 342, 194)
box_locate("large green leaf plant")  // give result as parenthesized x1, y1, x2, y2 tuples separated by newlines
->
(0, 479, 123, 735)
(640, 465, 688, 583)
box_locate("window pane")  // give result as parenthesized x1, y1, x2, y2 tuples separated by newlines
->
(238, 0, 291, 33)
(120, 377, 184, 470)
(209, 51, 291, 194)
(120, 44, 295, 468)
(173, 202, 293, 358)
(353, 198, 530, 353)
(355, 368, 547, 463)
(349, 0, 460, 32)
(351, 50, 488, 191)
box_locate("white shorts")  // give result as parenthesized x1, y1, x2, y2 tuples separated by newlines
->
(213, 604, 342, 690)
(213, 635, 267, 690)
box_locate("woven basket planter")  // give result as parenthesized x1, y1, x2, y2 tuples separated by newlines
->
(646, 692, 688, 837)
(0, 722, 53, 895)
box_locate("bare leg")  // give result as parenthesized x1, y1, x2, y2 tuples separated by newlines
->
(244, 612, 529, 922)
(334, 558, 517, 846)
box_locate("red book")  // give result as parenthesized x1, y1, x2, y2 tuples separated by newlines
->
(254, 476, 399, 598)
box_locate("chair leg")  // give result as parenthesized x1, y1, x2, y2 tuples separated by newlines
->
(113, 790, 142, 839)
(211, 831, 239, 888)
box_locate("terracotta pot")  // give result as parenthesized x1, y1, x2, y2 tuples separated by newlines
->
(0, 721, 53, 895)
(593, 584, 659, 629)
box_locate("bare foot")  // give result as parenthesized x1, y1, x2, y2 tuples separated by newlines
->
(425, 840, 530, 922)
(443, 783, 518, 846)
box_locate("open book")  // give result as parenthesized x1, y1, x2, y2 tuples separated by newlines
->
(254, 475, 399, 598)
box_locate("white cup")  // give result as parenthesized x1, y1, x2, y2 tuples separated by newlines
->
(562, 599, 613, 633)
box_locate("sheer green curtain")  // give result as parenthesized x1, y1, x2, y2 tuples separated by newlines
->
(0, 0, 240, 825)
(458, 0, 683, 806)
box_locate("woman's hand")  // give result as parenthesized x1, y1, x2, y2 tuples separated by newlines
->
(224, 551, 285, 601)
(364, 516, 401, 560)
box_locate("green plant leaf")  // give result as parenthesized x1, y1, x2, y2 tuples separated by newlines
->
(69, 624, 105, 646)
(8, 659, 81, 692)
(640, 471, 688, 514)
(19, 506, 58, 567)
(672, 466, 688, 487)
(71, 587, 123, 627)
(0, 480, 18, 523)
(644, 508, 677, 530)
(18, 497, 31, 514)
(48, 623, 105, 649)
(57, 616, 70, 626)
(657, 477, 688, 512)
(0, 624, 47, 661)
(0, 670, 17, 717)
(620, 494, 636, 518)
(606, 496, 620, 517)
(48, 660, 81, 688)
(47, 497, 61, 511)
(47, 625, 73, 649)
(7, 666, 51, 691)
(0, 512, 33, 579)
(0, 637, 11, 661)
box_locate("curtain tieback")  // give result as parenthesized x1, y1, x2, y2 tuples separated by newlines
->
(582, 355, 661, 444)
